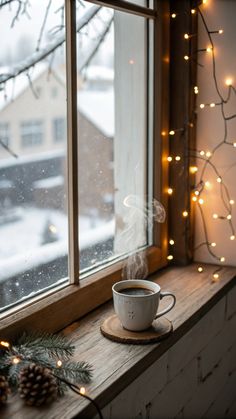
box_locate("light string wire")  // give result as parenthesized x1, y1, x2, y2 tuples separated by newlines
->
(0, 340, 104, 419)
(168, 1, 236, 279)
(54, 376, 104, 419)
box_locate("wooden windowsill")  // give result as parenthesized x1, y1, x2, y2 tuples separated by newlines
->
(1, 263, 236, 419)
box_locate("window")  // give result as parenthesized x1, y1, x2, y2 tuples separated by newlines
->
(0, 1, 168, 334)
(21, 120, 44, 147)
(0, 122, 10, 147)
(53, 118, 66, 142)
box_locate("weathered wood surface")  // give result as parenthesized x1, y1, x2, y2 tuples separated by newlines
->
(0, 263, 235, 419)
(0, 246, 162, 340)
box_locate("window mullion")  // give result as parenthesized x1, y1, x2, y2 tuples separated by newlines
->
(66, 0, 79, 284)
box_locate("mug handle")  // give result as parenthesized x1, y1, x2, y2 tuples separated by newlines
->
(154, 291, 176, 319)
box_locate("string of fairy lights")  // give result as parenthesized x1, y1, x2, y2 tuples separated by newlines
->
(166, 0, 236, 281)
(0, 339, 104, 419)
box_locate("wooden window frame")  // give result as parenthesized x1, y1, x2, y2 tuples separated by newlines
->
(0, 0, 170, 339)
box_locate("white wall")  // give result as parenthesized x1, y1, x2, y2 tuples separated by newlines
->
(97, 286, 236, 418)
(194, 0, 236, 266)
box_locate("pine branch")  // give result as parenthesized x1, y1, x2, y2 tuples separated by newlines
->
(16, 331, 75, 360)
(55, 361, 93, 384)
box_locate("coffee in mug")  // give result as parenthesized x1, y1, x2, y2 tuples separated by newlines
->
(118, 287, 155, 296)
(112, 279, 176, 332)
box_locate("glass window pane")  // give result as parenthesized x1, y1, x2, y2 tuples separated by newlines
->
(0, 0, 68, 312)
(77, 3, 150, 275)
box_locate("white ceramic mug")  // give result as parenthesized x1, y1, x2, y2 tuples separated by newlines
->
(112, 279, 176, 332)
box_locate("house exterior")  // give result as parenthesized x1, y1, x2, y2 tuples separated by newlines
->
(0, 64, 114, 220)
(0, 65, 67, 160)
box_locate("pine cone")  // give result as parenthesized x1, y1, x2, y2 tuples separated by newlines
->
(0, 375, 10, 405)
(19, 363, 58, 407)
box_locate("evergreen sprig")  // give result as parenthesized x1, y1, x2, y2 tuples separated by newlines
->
(0, 331, 93, 394)
(16, 331, 75, 359)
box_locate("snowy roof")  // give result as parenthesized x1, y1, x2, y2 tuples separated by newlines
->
(82, 65, 114, 82)
(78, 88, 114, 138)
(34, 175, 64, 189)
(0, 207, 115, 283)
(0, 148, 65, 169)
(0, 62, 48, 112)
(0, 64, 114, 138)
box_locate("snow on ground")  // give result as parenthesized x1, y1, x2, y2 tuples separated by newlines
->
(0, 206, 115, 282)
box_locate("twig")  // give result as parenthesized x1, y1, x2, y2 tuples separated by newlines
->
(36, 0, 52, 52)
(0, 5, 101, 87)
(0, 138, 18, 158)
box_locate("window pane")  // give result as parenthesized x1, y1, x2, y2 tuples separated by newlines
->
(77, 3, 149, 274)
(0, 0, 68, 312)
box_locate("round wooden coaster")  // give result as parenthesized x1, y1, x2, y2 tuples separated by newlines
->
(100, 314, 173, 344)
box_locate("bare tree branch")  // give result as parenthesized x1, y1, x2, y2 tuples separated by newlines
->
(0, 5, 101, 87)
(79, 16, 113, 73)
(26, 72, 39, 99)
(0, 138, 18, 158)
(36, 0, 52, 52)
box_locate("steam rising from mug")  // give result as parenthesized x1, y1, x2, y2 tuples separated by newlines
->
(119, 194, 166, 280)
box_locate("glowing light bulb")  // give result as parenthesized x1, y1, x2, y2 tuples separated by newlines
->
(80, 387, 86, 395)
(0, 341, 10, 348)
(190, 166, 198, 174)
(168, 188, 173, 195)
(194, 86, 199, 94)
(205, 181, 211, 188)
(206, 46, 212, 53)
(198, 266, 203, 273)
(230, 235, 235, 240)
(200, 104, 205, 109)
(199, 198, 204, 205)
(220, 257, 225, 262)
(210, 103, 216, 107)
(213, 213, 218, 219)
(217, 177, 222, 183)
(184, 55, 190, 61)
(195, 190, 200, 196)
(171, 13, 177, 18)
(184, 33, 189, 39)
(175, 156, 181, 161)
(225, 78, 233, 86)
(211, 242, 216, 247)
(200, 150, 205, 156)
(129, 59, 135, 65)
(161, 131, 166, 136)
(229, 199, 235, 205)
(206, 151, 212, 158)
(227, 214, 232, 220)
(213, 273, 219, 280)
(183, 211, 188, 217)
(169, 239, 175, 245)
(192, 196, 197, 202)
(191, 9, 196, 14)
(219, 29, 223, 34)
(167, 156, 173, 162)
(169, 130, 175, 135)
(57, 360, 62, 367)
(12, 357, 20, 365)
(203, 0, 207, 4)
(233, 142, 236, 148)
(167, 255, 173, 260)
